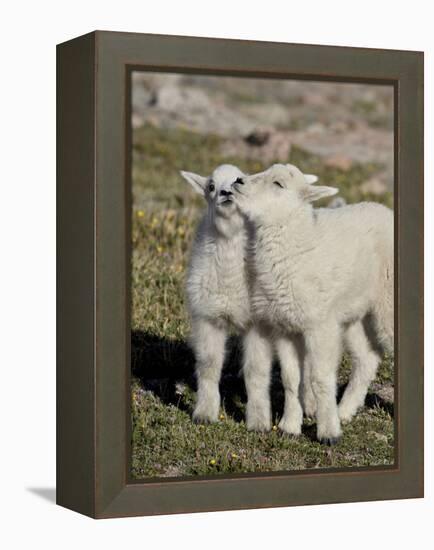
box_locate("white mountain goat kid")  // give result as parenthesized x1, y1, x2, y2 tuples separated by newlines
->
(180, 165, 251, 423)
(232, 164, 393, 444)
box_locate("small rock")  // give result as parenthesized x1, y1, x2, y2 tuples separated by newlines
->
(245, 128, 271, 146)
(328, 197, 347, 209)
(306, 122, 326, 135)
(131, 112, 144, 129)
(329, 121, 349, 133)
(222, 130, 292, 163)
(360, 177, 387, 195)
(303, 92, 327, 107)
(175, 382, 187, 396)
(371, 383, 394, 404)
(164, 465, 183, 477)
(367, 431, 388, 443)
(157, 85, 210, 112)
(324, 154, 353, 171)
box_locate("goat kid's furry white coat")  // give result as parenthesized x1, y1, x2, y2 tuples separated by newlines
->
(180, 165, 251, 424)
(232, 164, 393, 444)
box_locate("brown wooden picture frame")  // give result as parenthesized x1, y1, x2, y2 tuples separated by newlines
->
(57, 30, 424, 519)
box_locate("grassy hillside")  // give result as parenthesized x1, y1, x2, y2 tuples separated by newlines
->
(131, 123, 394, 479)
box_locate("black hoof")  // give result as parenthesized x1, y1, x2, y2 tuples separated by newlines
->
(192, 416, 214, 425)
(319, 436, 341, 446)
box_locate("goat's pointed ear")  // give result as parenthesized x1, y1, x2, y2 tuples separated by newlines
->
(305, 174, 318, 184)
(302, 185, 338, 203)
(180, 171, 207, 196)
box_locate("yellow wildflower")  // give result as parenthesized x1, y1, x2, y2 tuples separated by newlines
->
(209, 459, 216, 466)
(137, 210, 144, 218)
(272, 425, 278, 431)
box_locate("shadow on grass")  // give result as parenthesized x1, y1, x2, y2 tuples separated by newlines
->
(131, 330, 251, 422)
(336, 383, 394, 417)
(131, 330, 393, 431)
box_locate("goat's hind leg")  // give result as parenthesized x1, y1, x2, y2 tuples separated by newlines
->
(338, 320, 380, 423)
(302, 357, 317, 419)
(275, 335, 303, 435)
(305, 322, 342, 445)
(191, 319, 226, 423)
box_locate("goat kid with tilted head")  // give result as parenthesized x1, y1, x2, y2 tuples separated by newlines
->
(180, 164, 251, 424)
(232, 164, 393, 444)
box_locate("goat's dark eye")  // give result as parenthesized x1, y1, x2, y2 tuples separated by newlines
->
(209, 183, 215, 192)
(234, 177, 244, 185)
(273, 181, 284, 188)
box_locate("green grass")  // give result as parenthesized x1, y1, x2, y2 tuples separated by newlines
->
(131, 123, 394, 479)
(132, 379, 394, 478)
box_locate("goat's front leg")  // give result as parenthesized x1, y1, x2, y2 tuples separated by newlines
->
(191, 319, 226, 423)
(243, 326, 273, 431)
(275, 336, 303, 435)
(305, 323, 342, 445)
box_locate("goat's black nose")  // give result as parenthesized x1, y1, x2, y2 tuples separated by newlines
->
(220, 189, 233, 196)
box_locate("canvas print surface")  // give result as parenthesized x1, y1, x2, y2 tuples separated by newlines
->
(130, 72, 394, 479)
